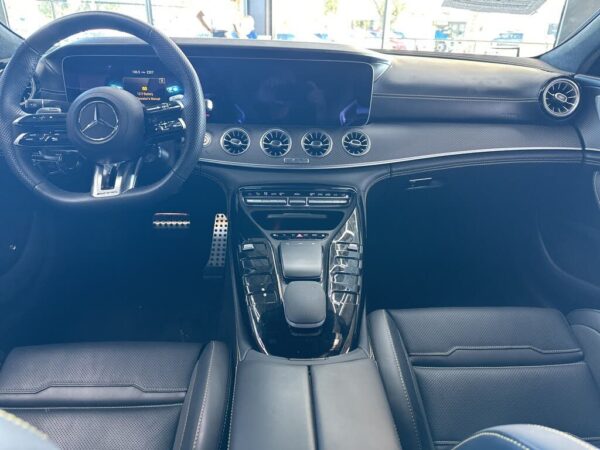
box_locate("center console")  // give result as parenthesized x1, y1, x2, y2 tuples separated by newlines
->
(234, 186, 363, 358)
(226, 181, 402, 449)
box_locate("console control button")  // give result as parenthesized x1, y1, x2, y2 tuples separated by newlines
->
(239, 242, 268, 257)
(334, 243, 361, 258)
(288, 198, 307, 206)
(271, 232, 328, 240)
(334, 257, 360, 268)
(331, 292, 358, 305)
(241, 257, 271, 274)
(244, 274, 275, 295)
(241, 189, 353, 208)
(307, 197, 349, 206)
(249, 292, 279, 305)
(331, 282, 359, 294)
(330, 265, 360, 276)
(244, 198, 287, 205)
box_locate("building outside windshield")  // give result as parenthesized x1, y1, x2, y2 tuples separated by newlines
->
(0, 0, 599, 57)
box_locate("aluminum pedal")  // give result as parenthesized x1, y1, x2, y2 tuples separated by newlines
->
(153, 212, 191, 229)
(204, 213, 228, 278)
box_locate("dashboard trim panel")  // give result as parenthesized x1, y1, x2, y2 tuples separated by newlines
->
(199, 147, 581, 170)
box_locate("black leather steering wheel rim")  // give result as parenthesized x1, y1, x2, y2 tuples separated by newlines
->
(0, 11, 205, 207)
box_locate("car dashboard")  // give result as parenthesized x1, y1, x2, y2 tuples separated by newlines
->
(31, 37, 588, 172)
(14, 36, 600, 359)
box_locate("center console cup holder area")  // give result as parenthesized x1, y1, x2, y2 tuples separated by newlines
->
(235, 186, 364, 358)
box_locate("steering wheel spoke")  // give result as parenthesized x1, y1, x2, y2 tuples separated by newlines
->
(144, 100, 186, 143)
(14, 111, 68, 129)
(91, 159, 142, 198)
(13, 112, 73, 149)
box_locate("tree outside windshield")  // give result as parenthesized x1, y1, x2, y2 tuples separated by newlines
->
(0, 0, 593, 57)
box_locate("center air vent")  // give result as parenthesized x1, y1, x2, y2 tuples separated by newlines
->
(542, 78, 580, 118)
(302, 131, 332, 157)
(221, 128, 250, 155)
(342, 130, 371, 156)
(261, 129, 291, 157)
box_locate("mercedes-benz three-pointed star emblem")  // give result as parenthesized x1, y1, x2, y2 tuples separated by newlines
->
(78, 101, 119, 142)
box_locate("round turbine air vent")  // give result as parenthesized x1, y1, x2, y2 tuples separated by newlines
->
(261, 129, 291, 157)
(302, 131, 332, 157)
(220, 128, 250, 155)
(542, 78, 580, 118)
(342, 130, 371, 156)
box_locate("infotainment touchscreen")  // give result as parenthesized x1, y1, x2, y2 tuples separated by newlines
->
(63, 56, 373, 127)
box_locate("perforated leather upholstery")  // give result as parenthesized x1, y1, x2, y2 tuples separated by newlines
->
(369, 308, 600, 450)
(0, 341, 230, 450)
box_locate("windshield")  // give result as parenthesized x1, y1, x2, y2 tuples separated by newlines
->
(1, 0, 599, 57)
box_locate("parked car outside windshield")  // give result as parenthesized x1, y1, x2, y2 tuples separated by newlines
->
(1, 0, 599, 57)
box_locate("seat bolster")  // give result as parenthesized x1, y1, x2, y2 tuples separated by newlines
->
(455, 425, 597, 450)
(369, 310, 434, 450)
(0, 410, 59, 450)
(173, 341, 231, 450)
(568, 309, 600, 386)
(569, 309, 600, 331)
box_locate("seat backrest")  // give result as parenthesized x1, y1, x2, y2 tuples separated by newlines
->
(369, 307, 600, 450)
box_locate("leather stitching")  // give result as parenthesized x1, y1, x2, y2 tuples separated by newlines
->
(0, 409, 49, 440)
(526, 425, 598, 450)
(438, 435, 600, 447)
(416, 361, 587, 369)
(0, 383, 188, 394)
(175, 356, 202, 450)
(217, 355, 233, 450)
(226, 362, 239, 449)
(192, 343, 216, 450)
(383, 312, 422, 450)
(6, 403, 182, 410)
(452, 432, 530, 450)
(573, 323, 600, 338)
(410, 346, 581, 356)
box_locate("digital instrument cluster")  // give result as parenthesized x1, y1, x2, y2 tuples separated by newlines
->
(62, 56, 373, 127)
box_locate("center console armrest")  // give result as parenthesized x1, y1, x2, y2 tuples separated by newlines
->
(229, 361, 316, 450)
(457, 425, 593, 450)
(229, 357, 401, 450)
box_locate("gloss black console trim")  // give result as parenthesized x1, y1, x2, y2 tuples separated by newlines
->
(234, 185, 364, 358)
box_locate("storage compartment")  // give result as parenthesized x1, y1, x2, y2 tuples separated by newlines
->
(366, 163, 600, 313)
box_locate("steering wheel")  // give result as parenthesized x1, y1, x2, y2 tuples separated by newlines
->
(0, 12, 205, 207)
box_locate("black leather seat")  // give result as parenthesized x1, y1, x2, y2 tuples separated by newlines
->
(369, 307, 600, 450)
(0, 341, 230, 450)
